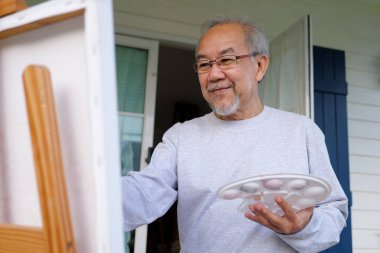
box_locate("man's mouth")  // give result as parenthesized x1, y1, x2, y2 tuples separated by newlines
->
(208, 83, 233, 93)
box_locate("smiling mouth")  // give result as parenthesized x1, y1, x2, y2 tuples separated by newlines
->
(208, 84, 233, 93)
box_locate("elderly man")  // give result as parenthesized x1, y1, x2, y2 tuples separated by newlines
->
(122, 16, 348, 253)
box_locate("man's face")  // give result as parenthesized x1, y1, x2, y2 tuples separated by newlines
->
(196, 23, 263, 120)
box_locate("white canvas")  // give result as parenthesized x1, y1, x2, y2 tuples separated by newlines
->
(0, 1, 123, 252)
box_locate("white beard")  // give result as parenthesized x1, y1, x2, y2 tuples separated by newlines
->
(209, 95, 240, 116)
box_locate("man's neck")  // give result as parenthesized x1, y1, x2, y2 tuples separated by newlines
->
(215, 103, 264, 121)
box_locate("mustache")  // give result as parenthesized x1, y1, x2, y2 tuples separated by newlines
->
(207, 82, 233, 92)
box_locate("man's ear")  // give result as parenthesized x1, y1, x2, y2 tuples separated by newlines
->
(255, 55, 269, 82)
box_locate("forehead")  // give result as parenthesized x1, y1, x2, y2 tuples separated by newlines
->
(197, 23, 247, 58)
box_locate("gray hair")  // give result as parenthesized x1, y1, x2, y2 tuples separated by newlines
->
(197, 16, 269, 57)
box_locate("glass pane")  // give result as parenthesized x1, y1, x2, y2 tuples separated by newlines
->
(124, 231, 135, 253)
(119, 114, 143, 176)
(119, 113, 143, 253)
(116, 46, 148, 113)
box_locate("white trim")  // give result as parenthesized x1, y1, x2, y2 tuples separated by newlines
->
(115, 35, 159, 253)
(119, 111, 144, 117)
(115, 24, 197, 50)
(116, 34, 160, 52)
(303, 15, 312, 119)
(308, 16, 315, 121)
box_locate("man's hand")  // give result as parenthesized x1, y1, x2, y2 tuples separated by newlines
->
(244, 196, 314, 234)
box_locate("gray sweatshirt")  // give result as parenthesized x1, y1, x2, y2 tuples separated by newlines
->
(122, 106, 348, 253)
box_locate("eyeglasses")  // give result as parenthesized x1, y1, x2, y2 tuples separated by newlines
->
(193, 52, 259, 73)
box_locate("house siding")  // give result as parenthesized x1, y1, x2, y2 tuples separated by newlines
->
(347, 52, 380, 252)
(114, 1, 380, 252)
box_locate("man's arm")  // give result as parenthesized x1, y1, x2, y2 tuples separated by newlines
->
(245, 120, 348, 252)
(122, 123, 180, 231)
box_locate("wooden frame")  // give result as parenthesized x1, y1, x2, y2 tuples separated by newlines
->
(0, 224, 44, 252)
(0, 0, 27, 17)
(0, 65, 76, 253)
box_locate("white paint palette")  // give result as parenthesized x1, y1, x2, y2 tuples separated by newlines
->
(217, 174, 331, 216)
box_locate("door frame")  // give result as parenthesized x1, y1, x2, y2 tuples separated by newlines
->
(115, 35, 159, 253)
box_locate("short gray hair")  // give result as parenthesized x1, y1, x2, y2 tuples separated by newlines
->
(197, 16, 269, 57)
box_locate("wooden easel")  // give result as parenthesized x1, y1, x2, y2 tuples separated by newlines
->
(0, 0, 27, 17)
(0, 65, 77, 253)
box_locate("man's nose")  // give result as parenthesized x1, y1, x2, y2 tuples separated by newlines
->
(208, 63, 225, 81)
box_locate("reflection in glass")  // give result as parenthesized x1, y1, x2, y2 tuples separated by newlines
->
(119, 114, 143, 176)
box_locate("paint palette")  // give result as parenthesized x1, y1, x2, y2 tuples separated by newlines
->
(217, 174, 331, 216)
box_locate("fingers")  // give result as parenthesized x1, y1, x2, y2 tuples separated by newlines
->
(275, 196, 297, 220)
(245, 204, 283, 233)
(245, 197, 314, 234)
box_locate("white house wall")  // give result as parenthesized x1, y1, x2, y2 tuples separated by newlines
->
(114, 0, 380, 252)
(347, 48, 380, 251)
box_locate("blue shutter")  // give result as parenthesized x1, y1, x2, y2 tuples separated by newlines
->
(314, 46, 352, 253)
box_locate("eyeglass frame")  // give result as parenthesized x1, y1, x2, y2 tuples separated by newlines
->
(193, 52, 259, 73)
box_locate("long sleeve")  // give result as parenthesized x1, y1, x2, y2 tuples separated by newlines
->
(120, 107, 349, 252)
(122, 124, 180, 231)
(278, 120, 348, 252)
